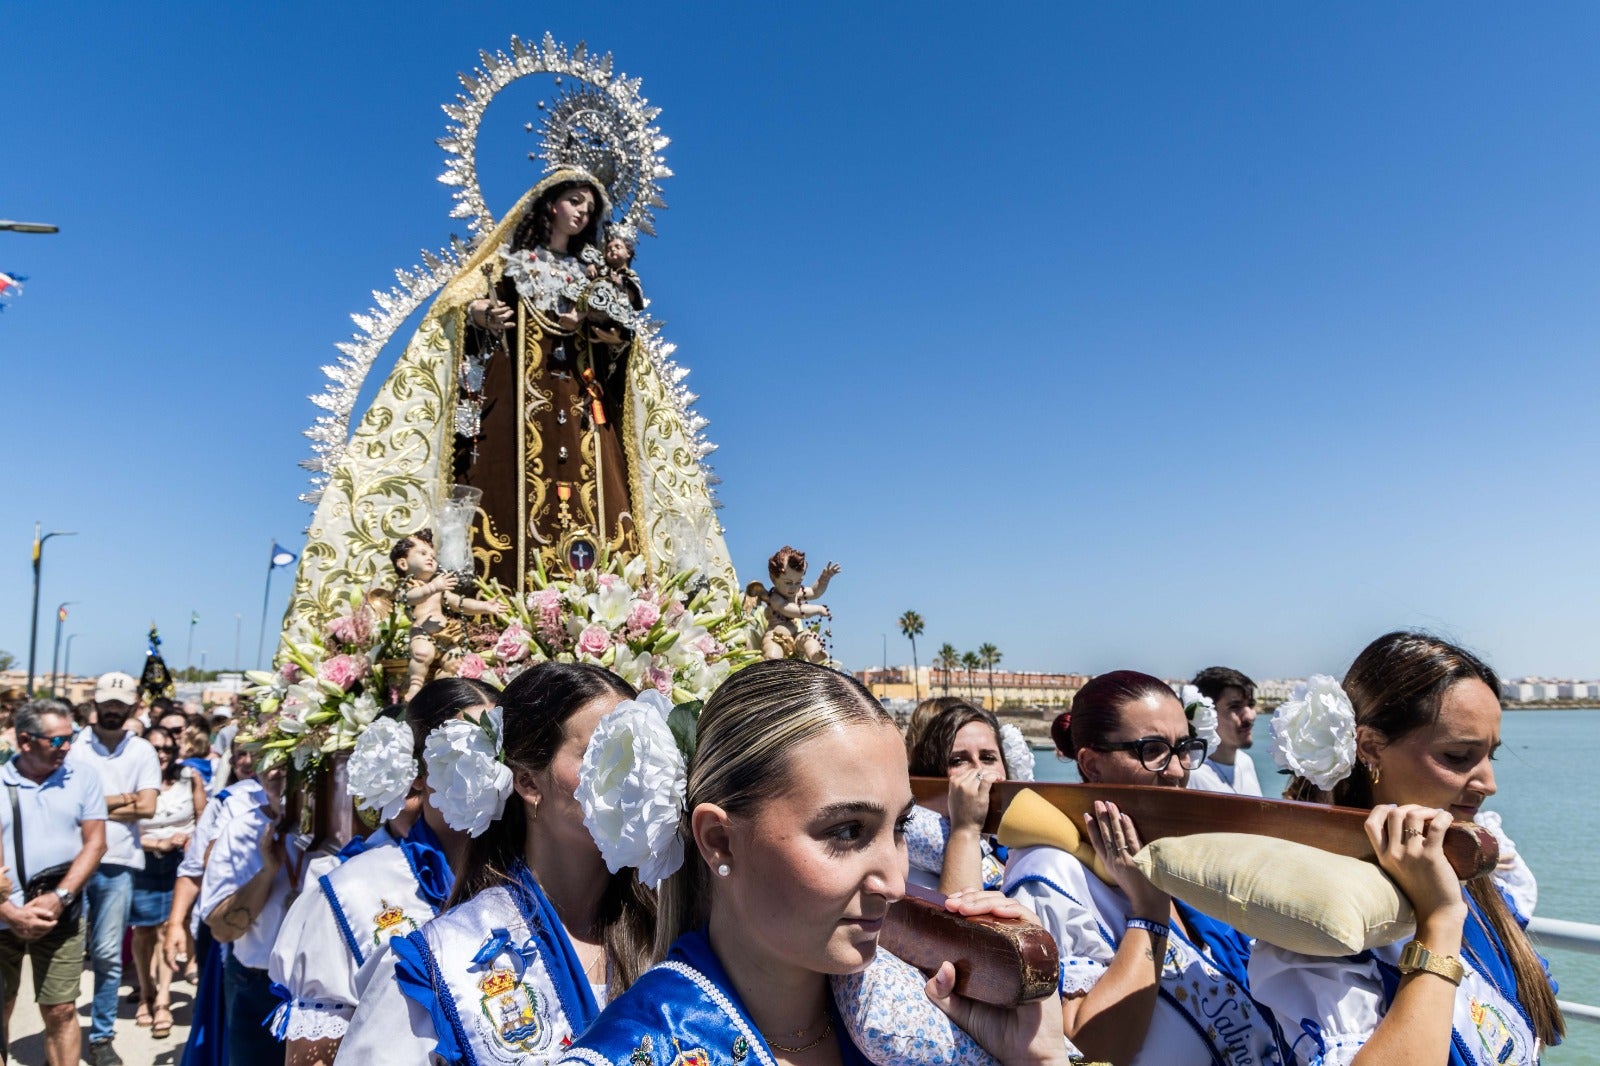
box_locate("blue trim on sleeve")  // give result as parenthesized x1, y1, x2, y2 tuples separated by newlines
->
(393, 928, 475, 1066)
(320, 873, 365, 967)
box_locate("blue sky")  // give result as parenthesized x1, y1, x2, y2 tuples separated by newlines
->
(3, 3, 1597, 683)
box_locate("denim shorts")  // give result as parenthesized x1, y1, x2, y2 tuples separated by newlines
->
(129, 849, 180, 928)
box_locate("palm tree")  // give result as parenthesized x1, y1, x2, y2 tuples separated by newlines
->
(978, 642, 1002, 710)
(898, 611, 925, 701)
(934, 643, 960, 695)
(960, 650, 981, 702)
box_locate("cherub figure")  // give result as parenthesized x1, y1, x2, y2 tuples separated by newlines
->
(753, 546, 840, 663)
(581, 231, 645, 350)
(390, 529, 505, 702)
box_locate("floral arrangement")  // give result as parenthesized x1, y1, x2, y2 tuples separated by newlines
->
(243, 588, 405, 772)
(245, 554, 756, 776)
(1270, 674, 1357, 791)
(998, 723, 1035, 782)
(1176, 684, 1221, 750)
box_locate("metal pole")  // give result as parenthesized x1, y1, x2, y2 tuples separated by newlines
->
(256, 544, 276, 670)
(27, 524, 41, 694)
(26, 526, 75, 695)
(62, 635, 77, 697)
(185, 615, 197, 678)
(49, 602, 74, 698)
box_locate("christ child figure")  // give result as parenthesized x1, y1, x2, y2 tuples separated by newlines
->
(759, 545, 840, 663)
(390, 530, 505, 702)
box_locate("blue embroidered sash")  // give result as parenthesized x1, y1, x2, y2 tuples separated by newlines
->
(561, 929, 869, 1066)
(393, 861, 598, 1065)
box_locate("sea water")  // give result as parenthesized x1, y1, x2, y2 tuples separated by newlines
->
(1032, 708, 1600, 1064)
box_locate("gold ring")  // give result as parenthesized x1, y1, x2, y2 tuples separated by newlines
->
(1401, 828, 1423, 840)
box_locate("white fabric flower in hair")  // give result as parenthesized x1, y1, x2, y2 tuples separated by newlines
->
(999, 723, 1035, 782)
(346, 717, 417, 823)
(575, 689, 687, 888)
(424, 707, 514, 837)
(1177, 684, 1221, 750)
(1270, 675, 1357, 791)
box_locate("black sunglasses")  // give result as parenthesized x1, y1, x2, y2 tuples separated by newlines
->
(1090, 735, 1209, 773)
(22, 732, 73, 750)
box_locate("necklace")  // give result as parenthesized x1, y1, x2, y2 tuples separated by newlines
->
(764, 1013, 833, 1055)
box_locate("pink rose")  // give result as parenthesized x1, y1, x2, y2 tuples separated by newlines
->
(494, 623, 531, 664)
(457, 653, 486, 680)
(529, 588, 565, 642)
(648, 665, 673, 695)
(597, 574, 619, 590)
(576, 624, 612, 659)
(325, 608, 373, 646)
(625, 601, 660, 637)
(317, 654, 369, 691)
(278, 662, 302, 684)
(694, 635, 720, 657)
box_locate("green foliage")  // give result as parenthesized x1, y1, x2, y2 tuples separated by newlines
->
(667, 699, 704, 763)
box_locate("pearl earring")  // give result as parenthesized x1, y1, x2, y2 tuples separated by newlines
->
(716, 863, 730, 877)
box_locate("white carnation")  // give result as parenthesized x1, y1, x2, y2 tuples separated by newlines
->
(1270, 674, 1357, 791)
(346, 717, 417, 822)
(424, 707, 514, 837)
(575, 690, 687, 888)
(1177, 684, 1221, 749)
(999, 723, 1035, 782)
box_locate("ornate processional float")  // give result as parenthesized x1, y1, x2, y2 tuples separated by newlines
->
(247, 36, 759, 810)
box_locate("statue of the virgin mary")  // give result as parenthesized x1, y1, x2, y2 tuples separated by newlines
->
(280, 37, 732, 642)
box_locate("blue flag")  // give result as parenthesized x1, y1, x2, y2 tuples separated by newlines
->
(270, 542, 298, 568)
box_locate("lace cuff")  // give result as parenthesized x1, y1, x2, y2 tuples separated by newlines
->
(1058, 957, 1107, 996)
(280, 999, 355, 1041)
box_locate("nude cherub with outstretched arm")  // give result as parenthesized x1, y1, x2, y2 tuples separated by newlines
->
(755, 546, 840, 664)
(390, 530, 505, 702)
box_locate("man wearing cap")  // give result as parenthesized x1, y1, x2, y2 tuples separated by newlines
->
(0, 699, 107, 1066)
(65, 672, 161, 1066)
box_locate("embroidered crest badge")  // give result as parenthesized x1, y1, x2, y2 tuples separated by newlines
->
(1469, 997, 1516, 1063)
(478, 966, 549, 1051)
(372, 898, 419, 945)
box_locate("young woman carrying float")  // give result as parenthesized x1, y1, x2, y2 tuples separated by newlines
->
(1003, 671, 1285, 1066)
(1253, 632, 1563, 1066)
(268, 678, 485, 1065)
(559, 659, 1071, 1066)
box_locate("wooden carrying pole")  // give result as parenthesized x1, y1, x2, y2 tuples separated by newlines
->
(909, 778, 1499, 882)
(880, 884, 1059, 1007)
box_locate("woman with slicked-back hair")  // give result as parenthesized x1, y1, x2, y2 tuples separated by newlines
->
(338, 663, 655, 1064)
(1255, 632, 1562, 1065)
(559, 658, 1074, 1066)
(1004, 670, 1282, 1066)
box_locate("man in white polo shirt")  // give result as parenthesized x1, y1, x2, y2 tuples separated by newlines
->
(0, 699, 107, 1066)
(65, 671, 161, 1066)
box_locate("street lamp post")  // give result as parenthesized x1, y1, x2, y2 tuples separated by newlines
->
(62, 634, 78, 697)
(26, 524, 76, 695)
(49, 602, 77, 698)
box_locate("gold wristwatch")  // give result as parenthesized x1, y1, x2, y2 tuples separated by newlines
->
(1398, 940, 1464, 985)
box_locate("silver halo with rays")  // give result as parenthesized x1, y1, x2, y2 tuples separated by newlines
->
(438, 32, 671, 238)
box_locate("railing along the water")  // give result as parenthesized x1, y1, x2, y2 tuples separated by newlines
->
(1529, 916, 1600, 1026)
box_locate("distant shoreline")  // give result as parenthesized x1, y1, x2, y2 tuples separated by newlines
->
(1500, 702, 1599, 711)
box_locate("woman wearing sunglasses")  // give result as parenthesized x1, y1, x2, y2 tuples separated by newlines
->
(1004, 670, 1283, 1065)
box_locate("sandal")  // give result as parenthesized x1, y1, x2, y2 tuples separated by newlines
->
(153, 1004, 174, 1039)
(135, 1001, 153, 1027)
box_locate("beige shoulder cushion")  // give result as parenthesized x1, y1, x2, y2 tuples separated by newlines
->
(1133, 832, 1416, 956)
